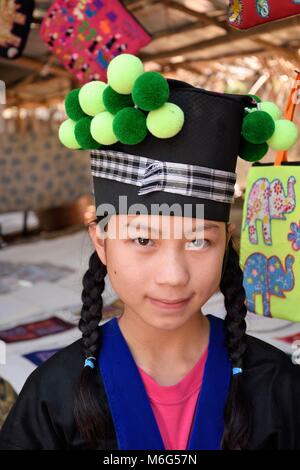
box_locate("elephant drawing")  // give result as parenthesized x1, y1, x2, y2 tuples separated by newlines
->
(243, 176, 296, 245)
(243, 253, 295, 317)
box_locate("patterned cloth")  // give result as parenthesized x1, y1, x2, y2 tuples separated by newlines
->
(40, 0, 151, 83)
(0, 133, 92, 213)
(91, 150, 237, 204)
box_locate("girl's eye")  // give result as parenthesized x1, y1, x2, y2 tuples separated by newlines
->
(131, 237, 154, 247)
(185, 239, 210, 250)
(130, 237, 211, 249)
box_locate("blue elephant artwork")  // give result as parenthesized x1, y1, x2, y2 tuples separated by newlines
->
(243, 253, 295, 317)
(243, 176, 296, 245)
(288, 221, 300, 251)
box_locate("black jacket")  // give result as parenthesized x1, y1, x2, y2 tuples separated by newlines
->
(0, 332, 300, 450)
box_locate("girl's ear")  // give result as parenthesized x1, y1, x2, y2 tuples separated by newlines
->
(88, 222, 107, 266)
(227, 222, 236, 236)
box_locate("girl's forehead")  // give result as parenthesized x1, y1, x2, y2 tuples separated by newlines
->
(104, 214, 224, 241)
(116, 214, 223, 229)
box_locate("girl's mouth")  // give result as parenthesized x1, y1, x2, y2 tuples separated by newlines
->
(148, 296, 192, 310)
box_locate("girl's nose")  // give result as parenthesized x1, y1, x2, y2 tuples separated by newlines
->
(154, 249, 189, 287)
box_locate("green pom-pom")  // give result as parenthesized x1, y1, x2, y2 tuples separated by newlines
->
(132, 72, 169, 111)
(102, 86, 134, 114)
(239, 138, 269, 162)
(107, 54, 144, 94)
(259, 101, 281, 121)
(74, 117, 102, 150)
(113, 108, 147, 144)
(78, 81, 107, 116)
(58, 119, 81, 149)
(242, 110, 275, 144)
(65, 89, 86, 121)
(146, 102, 184, 138)
(90, 111, 118, 145)
(267, 119, 299, 151)
(248, 94, 261, 103)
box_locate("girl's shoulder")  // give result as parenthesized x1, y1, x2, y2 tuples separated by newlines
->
(0, 338, 86, 449)
(244, 332, 299, 374)
(15, 336, 87, 410)
(243, 332, 300, 392)
(243, 332, 300, 449)
(16, 320, 300, 410)
(36, 323, 300, 387)
(35, 337, 84, 379)
(20, 336, 85, 394)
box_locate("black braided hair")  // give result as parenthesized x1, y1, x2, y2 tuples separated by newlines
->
(73, 215, 111, 447)
(220, 236, 252, 450)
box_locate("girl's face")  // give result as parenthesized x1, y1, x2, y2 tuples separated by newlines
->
(89, 214, 235, 331)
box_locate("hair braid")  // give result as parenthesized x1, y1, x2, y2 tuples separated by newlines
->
(74, 223, 110, 447)
(219, 237, 252, 450)
(79, 250, 107, 360)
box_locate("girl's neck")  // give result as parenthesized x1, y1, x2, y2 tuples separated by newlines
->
(116, 310, 210, 378)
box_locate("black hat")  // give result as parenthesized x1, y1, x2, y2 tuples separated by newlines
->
(58, 54, 298, 223)
(90, 79, 253, 222)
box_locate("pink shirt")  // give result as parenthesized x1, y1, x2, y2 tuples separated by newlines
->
(137, 348, 208, 450)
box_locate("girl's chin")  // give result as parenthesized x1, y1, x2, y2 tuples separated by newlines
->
(141, 311, 192, 330)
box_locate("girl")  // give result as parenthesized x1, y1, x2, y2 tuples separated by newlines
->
(1, 54, 300, 450)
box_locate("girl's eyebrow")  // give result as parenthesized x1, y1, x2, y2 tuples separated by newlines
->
(187, 223, 220, 234)
(125, 221, 220, 235)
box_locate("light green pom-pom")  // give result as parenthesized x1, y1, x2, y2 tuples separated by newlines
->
(107, 54, 144, 94)
(146, 103, 184, 138)
(78, 81, 107, 116)
(90, 111, 118, 145)
(267, 119, 299, 151)
(259, 101, 281, 121)
(58, 119, 81, 149)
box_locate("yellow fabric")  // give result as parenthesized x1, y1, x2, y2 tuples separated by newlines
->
(240, 165, 300, 322)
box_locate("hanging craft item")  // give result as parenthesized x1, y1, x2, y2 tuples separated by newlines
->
(0, 0, 35, 59)
(240, 72, 300, 322)
(227, 0, 300, 30)
(40, 0, 152, 84)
